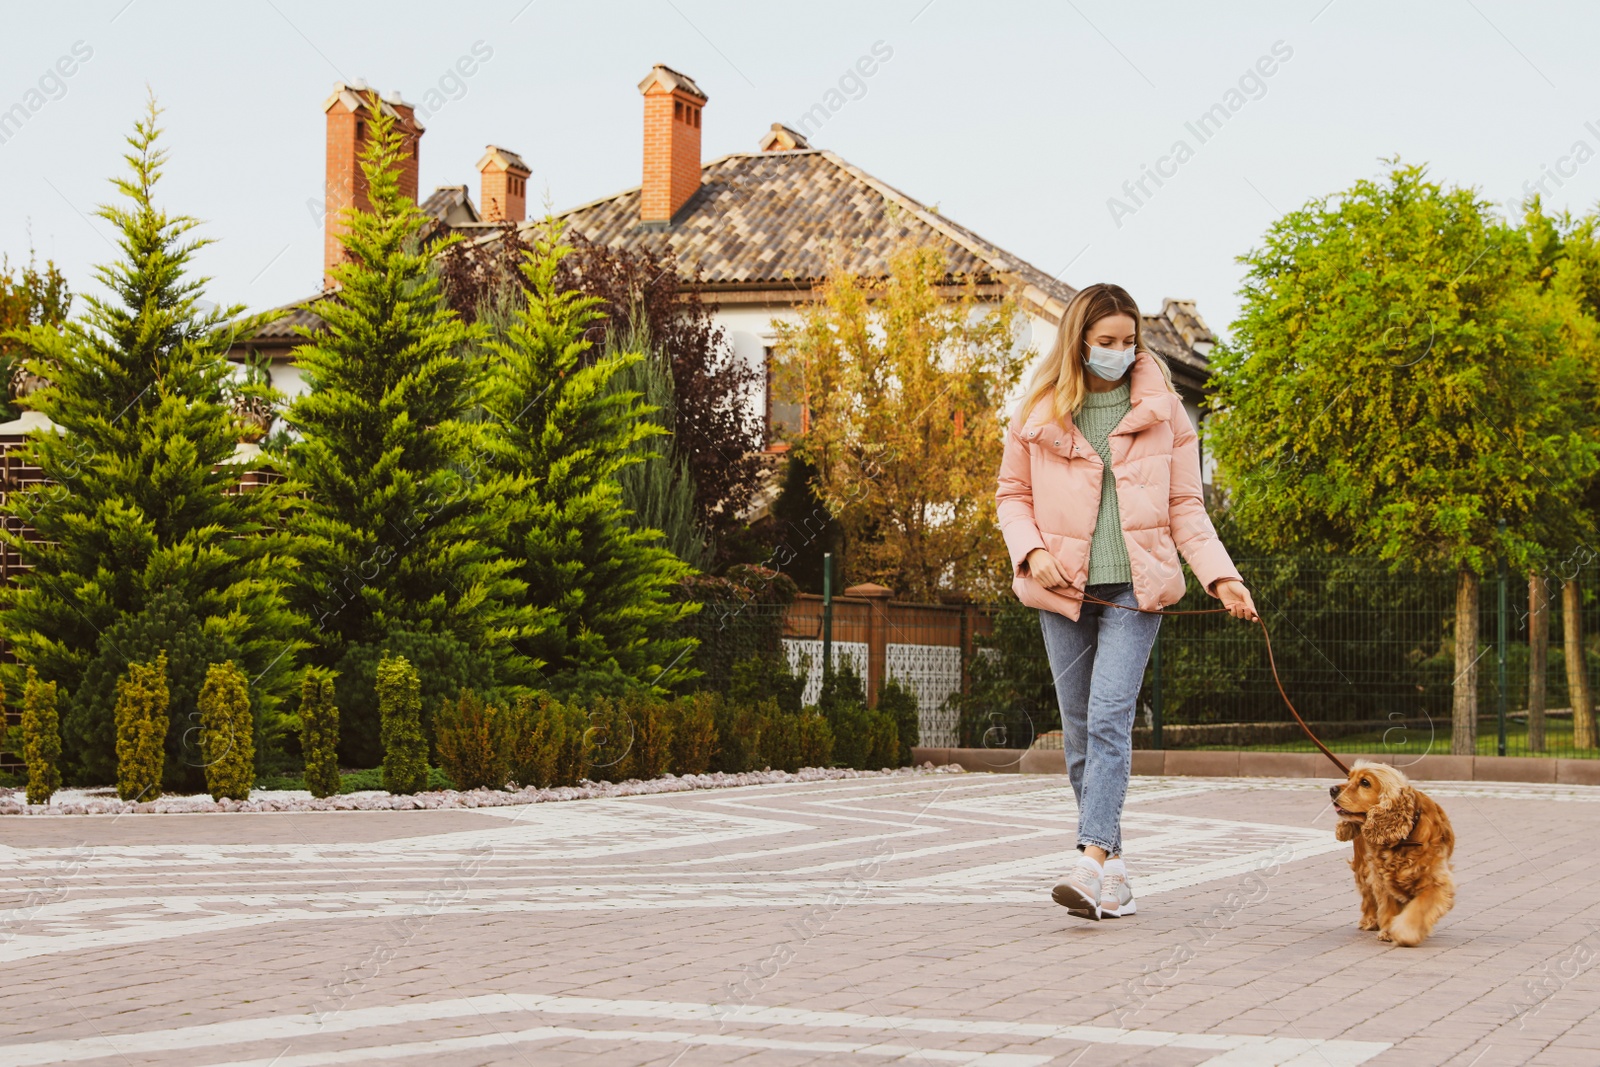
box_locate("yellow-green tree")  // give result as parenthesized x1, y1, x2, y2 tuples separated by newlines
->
(198, 662, 254, 801)
(114, 652, 168, 801)
(772, 244, 1027, 600)
(376, 655, 426, 794)
(299, 670, 341, 798)
(20, 672, 61, 805)
(1208, 165, 1600, 754)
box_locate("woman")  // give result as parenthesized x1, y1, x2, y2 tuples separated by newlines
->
(995, 283, 1258, 921)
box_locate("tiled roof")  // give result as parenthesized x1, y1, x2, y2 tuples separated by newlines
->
(420, 184, 475, 222)
(241, 148, 1214, 385)
(542, 149, 1212, 380)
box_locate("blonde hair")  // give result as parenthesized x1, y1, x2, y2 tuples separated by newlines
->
(1017, 283, 1176, 425)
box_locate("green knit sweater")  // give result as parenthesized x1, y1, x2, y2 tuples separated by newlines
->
(1078, 380, 1133, 586)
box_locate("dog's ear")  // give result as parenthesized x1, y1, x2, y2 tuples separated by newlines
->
(1363, 779, 1416, 847)
(1335, 820, 1358, 842)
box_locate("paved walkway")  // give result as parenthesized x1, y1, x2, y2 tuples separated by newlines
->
(4, 773, 1598, 1066)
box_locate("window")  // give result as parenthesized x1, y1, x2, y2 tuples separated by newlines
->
(693, 107, 701, 128)
(674, 100, 683, 121)
(764, 345, 807, 448)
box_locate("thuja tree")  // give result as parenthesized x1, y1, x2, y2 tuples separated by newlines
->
(1208, 164, 1600, 754)
(480, 221, 696, 699)
(377, 655, 426, 794)
(20, 671, 61, 805)
(298, 670, 341, 798)
(284, 97, 541, 763)
(439, 228, 765, 559)
(114, 652, 168, 802)
(197, 661, 254, 801)
(0, 97, 303, 786)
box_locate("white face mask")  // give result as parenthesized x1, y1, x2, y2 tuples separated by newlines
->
(1085, 345, 1136, 381)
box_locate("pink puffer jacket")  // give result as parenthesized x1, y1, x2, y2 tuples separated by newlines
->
(995, 351, 1240, 621)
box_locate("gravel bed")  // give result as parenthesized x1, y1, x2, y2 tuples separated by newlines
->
(0, 763, 965, 816)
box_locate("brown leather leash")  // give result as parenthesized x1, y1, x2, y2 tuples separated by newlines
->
(1062, 585, 1352, 776)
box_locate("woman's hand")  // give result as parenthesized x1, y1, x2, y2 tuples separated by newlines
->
(1214, 578, 1259, 622)
(1025, 547, 1067, 589)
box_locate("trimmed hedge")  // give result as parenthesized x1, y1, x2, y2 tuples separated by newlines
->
(197, 661, 255, 801)
(435, 689, 510, 790)
(299, 671, 341, 799)
(114, 652, 168, 802)
(377, 656, 427, 794)
(22, 671, 61, 806)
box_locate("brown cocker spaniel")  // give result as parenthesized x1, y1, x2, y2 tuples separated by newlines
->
(1329, 760, 1455, 947)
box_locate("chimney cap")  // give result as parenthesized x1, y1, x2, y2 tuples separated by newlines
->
(476, 145, 531, 176)
(758, 123, 811, 152)
(638, 63, 706, 102)
(323, 82, 423, 129)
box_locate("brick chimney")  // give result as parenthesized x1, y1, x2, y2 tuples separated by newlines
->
(638, 64, 706, 225)
(323, 82, 423, 288)
(476, 145, 530, 224)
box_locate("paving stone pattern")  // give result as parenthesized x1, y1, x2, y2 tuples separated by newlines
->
(3, 774, 1598, 1065)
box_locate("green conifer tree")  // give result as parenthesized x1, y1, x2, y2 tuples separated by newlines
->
(284, 95, 541, 764)
(0, 96, 303, 787)
(20, 672, 62, 805)
(481, 221, 697, 699)
(197, 661, 254, 801)
(113, 651, 168, 801)
(299, 670, 341, 799)
(376, 654, 427, 794)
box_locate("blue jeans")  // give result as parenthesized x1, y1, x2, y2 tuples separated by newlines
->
(1039, 582, 1162, 855)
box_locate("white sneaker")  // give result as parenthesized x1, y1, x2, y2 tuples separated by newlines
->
(1100, 859, 1136, 917)
(1051, 856, 1102, 920)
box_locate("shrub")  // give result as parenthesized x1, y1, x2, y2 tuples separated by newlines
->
(621, 690, 673, 781)
(337, 765, 454, 793)
(827, 702, 873, 770)
(755, 698, 798, 772)
(299, 671, 341, 799)
(331, 630, 500, 769)
(709, 693, 763, 773)
(508, 694, 586, 788)
(67, 588, 242, 790)
(435, 689, 511, 791)
(796, 710, 834, 770)
(113, 652, 168, 801)
(666, 692, 717, 775)
(877, 677, 919, 766)
(819, 661, 876, 769)
(377, 655, 427, 794)
(865, 707, 900, 771)
(21, 671, 61, 805)
(582, 695, 663, 783)
(579, 696, 619, 781)
(728, 653, 805, 715)
(197, 662, 255, 801)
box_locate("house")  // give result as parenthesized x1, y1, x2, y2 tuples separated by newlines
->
(236, 66, 1221, 486)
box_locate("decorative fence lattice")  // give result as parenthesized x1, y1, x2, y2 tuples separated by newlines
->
(886, 642, 964, 747)
(783, 639, 869, 706)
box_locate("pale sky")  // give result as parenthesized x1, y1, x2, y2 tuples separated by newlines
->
(3, 0, 1597, 342)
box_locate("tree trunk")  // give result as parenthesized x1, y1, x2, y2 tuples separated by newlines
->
(1566, 579, 1596, 750)
(1452, 568, 1479, 756)
(1527, 573, 1548, 753)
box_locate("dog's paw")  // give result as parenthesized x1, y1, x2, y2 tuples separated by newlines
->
(1376, 929, 1393, 942)
(1358, 917, 1379, 931)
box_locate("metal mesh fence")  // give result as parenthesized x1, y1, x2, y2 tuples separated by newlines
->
(676, 558, 1600, 759)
